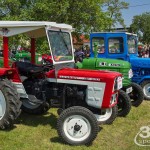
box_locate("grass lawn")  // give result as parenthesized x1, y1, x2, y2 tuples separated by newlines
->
(1, 100, 150, 150)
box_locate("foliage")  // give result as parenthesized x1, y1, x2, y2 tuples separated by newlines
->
(130, 12, 150, 44)
(0, 0, 129, 53)
(102, 0, 129, 29)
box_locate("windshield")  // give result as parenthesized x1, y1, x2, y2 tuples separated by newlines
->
(127, 35, 137, 54)
(48, 30, 73, 62)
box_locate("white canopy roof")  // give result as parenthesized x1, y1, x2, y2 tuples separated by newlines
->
(0, 21, 73, 38)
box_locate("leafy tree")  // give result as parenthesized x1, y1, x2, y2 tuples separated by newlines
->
(0, 0, 113, 53)
(102, 0, 129, 29)
(0, 0, 129, 53)
(130, 12, 150, 44)
(0, 0, 112, 32)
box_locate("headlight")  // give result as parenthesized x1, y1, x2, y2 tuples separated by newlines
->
(117, 77, 123, 90)
(113, 76, 123, 91)
(128, 69, 133, 78)
(38, 56, 42, 62)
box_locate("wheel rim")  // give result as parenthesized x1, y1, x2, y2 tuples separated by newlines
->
(22, 100, 41, 109)
(94, 108, 112, 122)
(63, 115, 91, 142)
(0, 91, 6, 120)
(143, 83, 150, 98)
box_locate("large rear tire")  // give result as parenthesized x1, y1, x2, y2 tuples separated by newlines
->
(141, 80, 150, 100)
(118, 90, 131, 117)
(130, 82, 144, 107)
(0, 79, 21, 129)
(57, 106, 99, 145)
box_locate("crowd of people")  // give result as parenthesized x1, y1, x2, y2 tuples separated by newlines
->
(138, 45, 150, 58)
(74, 45, 90, 62)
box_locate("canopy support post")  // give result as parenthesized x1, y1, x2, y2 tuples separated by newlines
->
(3, 36, 9, 68)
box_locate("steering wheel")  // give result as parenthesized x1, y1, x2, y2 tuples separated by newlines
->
(42, 63, 54, 72)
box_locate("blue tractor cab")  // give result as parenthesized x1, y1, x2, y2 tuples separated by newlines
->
(90, 32, 150, 100)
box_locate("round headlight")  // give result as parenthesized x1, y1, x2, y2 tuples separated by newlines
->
(128, 69, 133, 79)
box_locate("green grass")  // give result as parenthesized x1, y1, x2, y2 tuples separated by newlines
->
(1, 101, 150, 150)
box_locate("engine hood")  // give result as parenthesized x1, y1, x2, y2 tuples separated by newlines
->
(57, 68, 122, 82)
(77, 58, 131, 69)
(130, 57, 150, 68)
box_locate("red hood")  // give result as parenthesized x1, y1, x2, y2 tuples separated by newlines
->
(57, 68, 122, 82)
(45, 68, 121, 109)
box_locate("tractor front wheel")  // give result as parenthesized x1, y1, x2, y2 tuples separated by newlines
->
(118, 90, 131, 117)
(57, 106, 99, 145)
(130, 82, 144, 107)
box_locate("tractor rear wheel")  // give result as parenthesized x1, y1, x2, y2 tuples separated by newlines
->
(118, 90, 131, 117)
(0, 79, 21, 129)
(130, 82, 144, 107)
(57, 106, 99, 145)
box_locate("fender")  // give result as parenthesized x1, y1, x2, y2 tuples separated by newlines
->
(0, 68, 21, 82)
(132, 75, 150, 84)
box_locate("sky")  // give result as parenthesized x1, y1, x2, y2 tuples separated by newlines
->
(119, 0, 150, 27)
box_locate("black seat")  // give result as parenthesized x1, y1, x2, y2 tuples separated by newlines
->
(15, 61, 44, 76)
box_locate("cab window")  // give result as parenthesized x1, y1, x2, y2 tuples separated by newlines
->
(92, 38, 105, 53)
(108, 37, 124, 54)
(127, 35, 137, 54)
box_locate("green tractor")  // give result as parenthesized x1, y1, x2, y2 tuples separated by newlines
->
(14, 50, 42, 65)
(76, 43, 144, 117)
(0, 50, 42, 67)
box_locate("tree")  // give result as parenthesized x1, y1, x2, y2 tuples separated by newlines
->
(0, 0, 113, 50)
(0, 0, 112, 32)
(102, 0, 129, 29)
(130, 12, 150, 44)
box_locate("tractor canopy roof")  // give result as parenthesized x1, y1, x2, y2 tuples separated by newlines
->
(90, 32, 137, 36)
(0, 21, 73, 38)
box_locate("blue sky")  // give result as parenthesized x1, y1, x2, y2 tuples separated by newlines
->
(120, 0, 150, 27)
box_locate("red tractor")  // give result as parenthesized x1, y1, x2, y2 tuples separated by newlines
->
(0, 21, 123, 145)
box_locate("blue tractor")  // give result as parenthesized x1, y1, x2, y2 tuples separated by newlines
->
(90, 32, 150, 100)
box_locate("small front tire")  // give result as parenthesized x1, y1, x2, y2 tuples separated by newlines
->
(118, 90, 131, 117)
(130, 82, 144, 107)
(57, 106, 99, 145)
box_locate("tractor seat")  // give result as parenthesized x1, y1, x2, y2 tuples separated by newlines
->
(15, 61, 44, 76)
